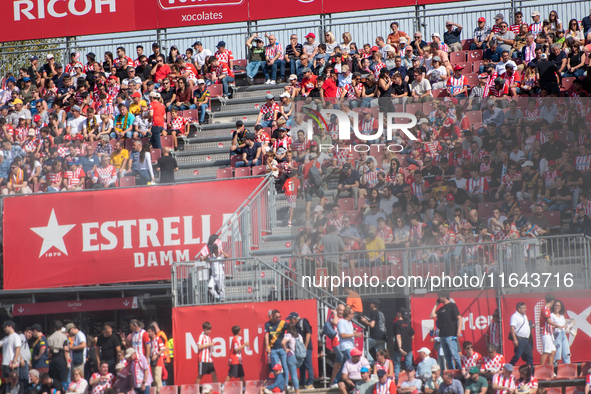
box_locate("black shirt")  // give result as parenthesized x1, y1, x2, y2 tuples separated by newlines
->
(285, 43, 304, 59)
(562, 168, 583, 187)
(160, 87, 176, 105)
(27, 65, 42, 81)
(135, 64, 152, 81)
(407, 66, 426, 85)
(392, 81, 409, 96)
(435, 301, 460, 337)
(421, 166, 442, 184)
(452, 188, 469, 206)
(536, 60, 559, 87)
(157, 155, 178, 184)
(148, 53, 162, 67)
(368, 309, 387, 341)
(96, 333, 122, 361)
(540, 140, 567, 161)
(500, 133, 518, 150)
(338, 170, 360, 186)
(295, 318, 313, 350)
(393, 318, 415, 352)
(40, 379, 62, 394)
(549, 185, 571, 204)
(482, 134, 498, 153)
(549, 51, 567, 70)
(243, 142, 262, 161)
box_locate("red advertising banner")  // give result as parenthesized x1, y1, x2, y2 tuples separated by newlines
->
(173, 300, 319, 385)
(2, 178, 262, 290)
(4, 0, 461, 43)
(501, 290, 591, 364)
(13, 297, 139, 316)
(410, 290, 498, 357)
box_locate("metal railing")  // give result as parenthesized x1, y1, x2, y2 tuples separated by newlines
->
(1, 0, 589, 76)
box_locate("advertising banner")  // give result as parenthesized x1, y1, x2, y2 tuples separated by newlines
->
(501, 290, 591, 364)
(173, 299, 319, 384)
(2, 178, 262, 290)
(13, 297, 139, 316)
(410, 290, 498, 357)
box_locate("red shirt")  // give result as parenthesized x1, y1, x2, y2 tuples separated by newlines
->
(322, 78, 338, 103)
(150, 101, 166, 127)
(154, 64, 172, 83)
(302, 75, 318, 94)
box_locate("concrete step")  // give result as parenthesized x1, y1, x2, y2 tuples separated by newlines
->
(176, 152, 228, 166)
(211, 113, 258, 124)
(259, 240, 293, 250)
(202, 121, 255, 131)
(233, 86, 287, 100)
(214, 102, 264, 114)
(177, 158, 229, 170)
(251, 248, 291, 256)
(183, 140, 232, 153)
(175, 166, 221, 179)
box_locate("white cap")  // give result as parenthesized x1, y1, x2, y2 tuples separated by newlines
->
(197, 79, 205, 85)
(313, 205, 324, 213)
(418, 347, 431, 354)
(149, 91, 161, 98)
(46, 54, 54, 60)
(522, 160, 534, 167)
(280, 92, 291, 98)
(431, 32, 440, 38)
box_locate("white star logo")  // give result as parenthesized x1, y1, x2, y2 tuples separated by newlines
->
(30, 209, 76, 258)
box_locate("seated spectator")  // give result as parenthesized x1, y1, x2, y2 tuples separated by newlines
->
(444, 21, 464, 52)
(399, 368, 422, 394)
(236, 134, 262, 168)
(93, 155, 117, 189)
(40, 373, 62, 394)
(66, 369, 88, 394)
(410, 69, 432, 103)
(491, 364, 516, 394)
(465, 367, 488, 394)
(338, 348, 370, 394)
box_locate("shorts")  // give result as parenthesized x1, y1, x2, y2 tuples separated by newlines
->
(2, 365, 16, 380)
(305, 186, 324, 202)
(199, 362, 216, 376)
(228, 364, 244, 378)
(541, 334, 556, 353)
(344, 380, 360, 390)
(286, 195, 297, 208)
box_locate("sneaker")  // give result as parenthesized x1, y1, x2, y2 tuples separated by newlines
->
(270, 80, 277, 85)
(305, 385, 314, 389)
(287, 221, 292, 227)
(330, 384, 338, 389)
(264, 389, 273, 394)
(222, 94, 228, 99)
(246, 77, 254, 85)
(265, 79, 271, 85)
(287, 386, 294, 390)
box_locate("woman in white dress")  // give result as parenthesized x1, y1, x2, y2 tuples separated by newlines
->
(551, 299, 571, 364)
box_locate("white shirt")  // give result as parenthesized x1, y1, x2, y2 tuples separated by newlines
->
(195, 49, 213, 66)
(495, 60, 517, 76)
(509, 311, 530, 338)
(133, 115, 152, 132)
(67, 116, 87, 136)
(122, 77, 142, 86)
(1, 332, 22, 366)
(453, 177, 467, 189)
(550, 313, 566, 335)
(72, 331, 87, 362)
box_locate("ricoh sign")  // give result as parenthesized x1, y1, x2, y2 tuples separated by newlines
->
(13, 0, 117, 20)
(2, 179, 262, 290)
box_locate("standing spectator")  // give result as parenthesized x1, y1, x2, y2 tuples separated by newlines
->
(444, 21, 464, 52)
(538, 294, 557, 366)
(360, 299, 387, 364)
(429, 290, 461, 370)
(3, 370, 24, 394)
(31, 324, 49, 375)
(156, 147, 178, 184)
(129, 320, 151, 360)
(336, 307, 362, 376)
(96, 325, 121, 375)
(265, 311, 288, 384)
(281, 325, 302, 394)
(0, 321, 21, 383)
(551, 299, 571, 364)
(392, 308, 415, 382)
(146, 326, 165, 394)
(508, 302, 533, 368)
(287, 312, 313, 389)
(47, 321, 69, 389)
(148, 92, 165, 150)
(67, 324, 86, 379)
(125, 348, 152, 394)
(18, 329, 31, 391)
(264, 34, 286, 84)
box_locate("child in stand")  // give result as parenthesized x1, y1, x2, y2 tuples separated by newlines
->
(196, 321, 218, 384)
(226, 325, 249, 385)
(259, 364, 285, 394)
(266, 151, 279, 178)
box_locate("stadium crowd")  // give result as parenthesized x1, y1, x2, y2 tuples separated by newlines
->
(0, 319, 173, 394)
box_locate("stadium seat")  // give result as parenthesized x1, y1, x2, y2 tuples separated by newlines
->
(556, 364, 578, 379)
(468, 50, 484, 61)
(461, 39, 472, 51)
(466, 111, 482, 124)
(230, 156, 242, 168)
(216, 168, 233, 178)
(561, 77, 575, 91)
(544, 211, 561, 229)
(223, 382, 242, 394)
(369, 144, 385, 157)
(478, 202, 497, 219)
(160, 387, 178, 394)
(34, 182, 48, 193)
(338, 198, 356, 211)
(347, 210, 361, 224)
(397, 371, 408, 387)
(556, 131, 568, 142)
(251, 165, 266, 176)
(161, 136, 174, 149)
(91, 140, 99, 152)
(449, 51, 467, 64)
(465, 73, 479, 87)
(235, 167, 251, 177)
(244, 381, 264, 394)
(432, 89, 448, 98)
(151, 148, 161, 163)
(517, 200, 531, 214)
(580, 362, 591, 377)
(393, 104, 404, 112)
(423, 101, 437, 114)
(180, 385, 199, 394)
(533, 364, 554, 381)
(473, 60, 484, 72)
(564, 387, 585, 394)
(119, 176, 136, 187)
(208, 384, 222, 393)
(150, 388, 157, 394)
(544, 388, 562, 394)
(208, 84, 223, 97)
(405, 103, 423, 114)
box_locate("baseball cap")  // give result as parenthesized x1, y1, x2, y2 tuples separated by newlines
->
(399, 37, 407, 43)
(418, 118, 429, 125)
(494, 13, 504, 19)
(522, 160, 534, 167)
(435, 175, 443, 181)
(71, 105, 81, 112)
(350, 348, 363, 356)
(343, 163, 352, 170)
(504, 364, 514, 371)
(305, 33, 315, 38)
(540, 53, 548, 60)
(482, 151, 491, 157)
(302, 67, 312, 73)
(432, 32, 440, 38)
(469, 366, 480, 374)
(412, 56, 421, 61)
(308, 152, 318, 159)
(418, 347, 431, 354)
(197, 79, 205, 85)
(361, 367, 370, 374)
(478, 73, 488, 79)
(12, 98, 23, 105)
(34, 115, 41, 122)
(193, 41, 202, 47)
(86, 52, 96, 60)
(277, 147, 287, 156)
(272, 364, 283, 371)
(446, 193, 455, 201)
(494, 76, 505, 85)
(152, 42, 160, 48)
(55, 63, 63, 69)
(432, 56, 441, 62)
(125, 347, 136, 358)
(443, 117, 455, 128)
(265, 93, 274, 100)
(478, 17, 486, 22)
(408, 164, 418, 170)
(548, 160, 556, 165)
(531, 11, 540, 17)
(74, 64, 82, 69)
(462, 222, 473, 230)
(149, 91, 161, 98)
(216, 41, 226, 48)
(505, 63, 514, 69)
(46, 54, 54, 60)
(3, 321, 16, 329)
(131, 92, 141, 98)
(201, 385, 213, 394)
(287, 311, 300, 319)
(66, 323, 76, 331)
(377, 369, 387, 377)
(288, 74, 298, 81)
(29, 55, 38, 61)
(453, 64, 464, 71)
(431, 365, 441, 372)
(371, 46, 379, 52)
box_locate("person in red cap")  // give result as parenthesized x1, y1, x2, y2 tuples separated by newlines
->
(470, 17, 492, 50)
(260, 364, 285, 394)
(467, 73, 489, 110)
(338, 347, 370, 394)
(447, 65, 469, 98)
(303, 33, 319, 58)
(129, 91, 147, 115)
(320, 67, 339, 108)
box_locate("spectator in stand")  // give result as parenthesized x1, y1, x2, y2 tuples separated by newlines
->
(148, 92, 165, 150)
(40, 373, 62, 394)
(0, 320, 22, 384)
(2, 161, 32, 194)
(444, 21, 464, 52)
(150, 55, 171, 87)
(338, 348, 369, 394)
(399, 368, 422, 394)
(31, 324, 49, 375)
(387, 22, 410, 46)
(236, 134, 262, 168)
(509, 302, 533, 368)
(410, 32, 428, 56)
(94, 155, 117, 189)
(88, 362, 113, 394)
(125, 348, 151, 394)
(125, 141, 154, 185)
(245, 34, 266, 85)
(492, 364, 516, 394)
(429, 290, 461, 370)
(410, 69, 432, 103)
(263, 34, 286, 85)
(156, 147, 178, 184)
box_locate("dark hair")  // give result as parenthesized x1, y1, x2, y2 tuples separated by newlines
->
(463, 341, 473, 349)
(203, 321, 212, 330)
(231, 325, 241, 335)
(437, 290, 450, 299)
(545, 293, 555, 303)
(516, 302, 526, 310)
(553, 299, 566, 315)
(53, 321, 62, 332)
(519, 365, 532, 381)
(147, 325, 157, 332)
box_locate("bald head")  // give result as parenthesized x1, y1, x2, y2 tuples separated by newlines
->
(163, 147, 170, 155)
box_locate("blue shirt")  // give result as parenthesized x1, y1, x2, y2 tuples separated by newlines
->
(265, 320, 286, 350)
(389, 66, 407, 80)
(80, 155, 100, 173)
(416, 356, 438, 377)
(267, 371, 285, 391)
(32, 335, 49, 369)
(484, 47, 503, 62)
(130, 151, 140, 171)
(337, 319, 354, 350)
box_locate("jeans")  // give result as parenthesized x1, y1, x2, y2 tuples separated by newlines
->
(392, 350, 413, 383)
(173, 104, 197, 110)
(127, 169, 152, 185)
(440, 336, 461, 369)
(247, 61, 265, 79)
(198, 103, 208, 123)
(360, 97, 373, 108)
(270, 348, 289, 383)
(299, 349, 314, 386)
(509, 337, 533, 368)
(334, 347, 352, 385)
(236, 158, 262, 167)
(548, 204, 570, 212)
(554, 330, 571, 364)
(221, 76, 235, 96)
(264, 59, 286, 81)
(286, 354, 300, 389)
(151, 126, 163, 149)
(563, 69, 585, 78)
(260, 119, 274, 128)
(135, 386, 150, 394)
(366, 338, 386, 364)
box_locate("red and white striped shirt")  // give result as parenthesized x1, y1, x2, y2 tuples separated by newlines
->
(293, 139, 310, 155)
(229, 335, 243, 364)
(373, 378, 397, 394)
(461, 352, 484, 369)
(359, 119, 379, 135)
(509, 24, 521, 35)
(328, 214, 345, 232)
(47, 171, 63, 186)
(65, 61, 83, 76)
(256, 132, 271, 147)
(528, 22, 543, 37)
(89, 373, 114, 394)
(265, 43, 284, 61)
(64, 168, 85, 187)
(411, 181, 429, 201)
(501, 172, 521, 191)
(439, 230, 457, 246)
(260, 102, 280, 117)
(114, 56, 134, 67)
(450, 218, 468, 234)
(503, 72, 521, 87)
(375, 359, 392, 373)
(410, 222, 426, 242)
(97, 103, 114, 116)
(131, 329, 151, 358)
(273, 135, 292, 150)
(466, 177, 489, 195)
(576, 200, 591, 216)
(488, 320, 501, 345)
(151, 335, 166, 366)
(480, 161, 492, 182)
(23, 138, 40, 153)
(492, 373, 516, 394)
(107, 83, 120, 100)
(373, 62, 386, 79)
(377, 225, 394, 243)
(95, 165, 117, 186)
(517, 377, 538, 391)
(215, 49, 234, 64)
(447, 75, 469, 95)
(482, 354, 505, 373)
(198, 332, 213, 363)
(337, 84, 356, 100)
(170, 116, 191, 132)
(214, 62, 234, 78)
(575, 155, 591, 171)
(524, 108, 540, 122)
(438, 43, 449, 52)
(423, 141, 442, 157)
(537, 128, 552, 144)
(447, 149, 470, 167)
(488, 82, 510, 97)
(334, 148, 352, 165)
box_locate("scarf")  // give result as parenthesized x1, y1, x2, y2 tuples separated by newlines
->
(87, 115, 97, 132)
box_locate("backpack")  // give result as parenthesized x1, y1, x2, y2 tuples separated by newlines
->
(294, 335, 307, 366)
(323, 321, 337, 340)
(308, 165, 322, 188)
